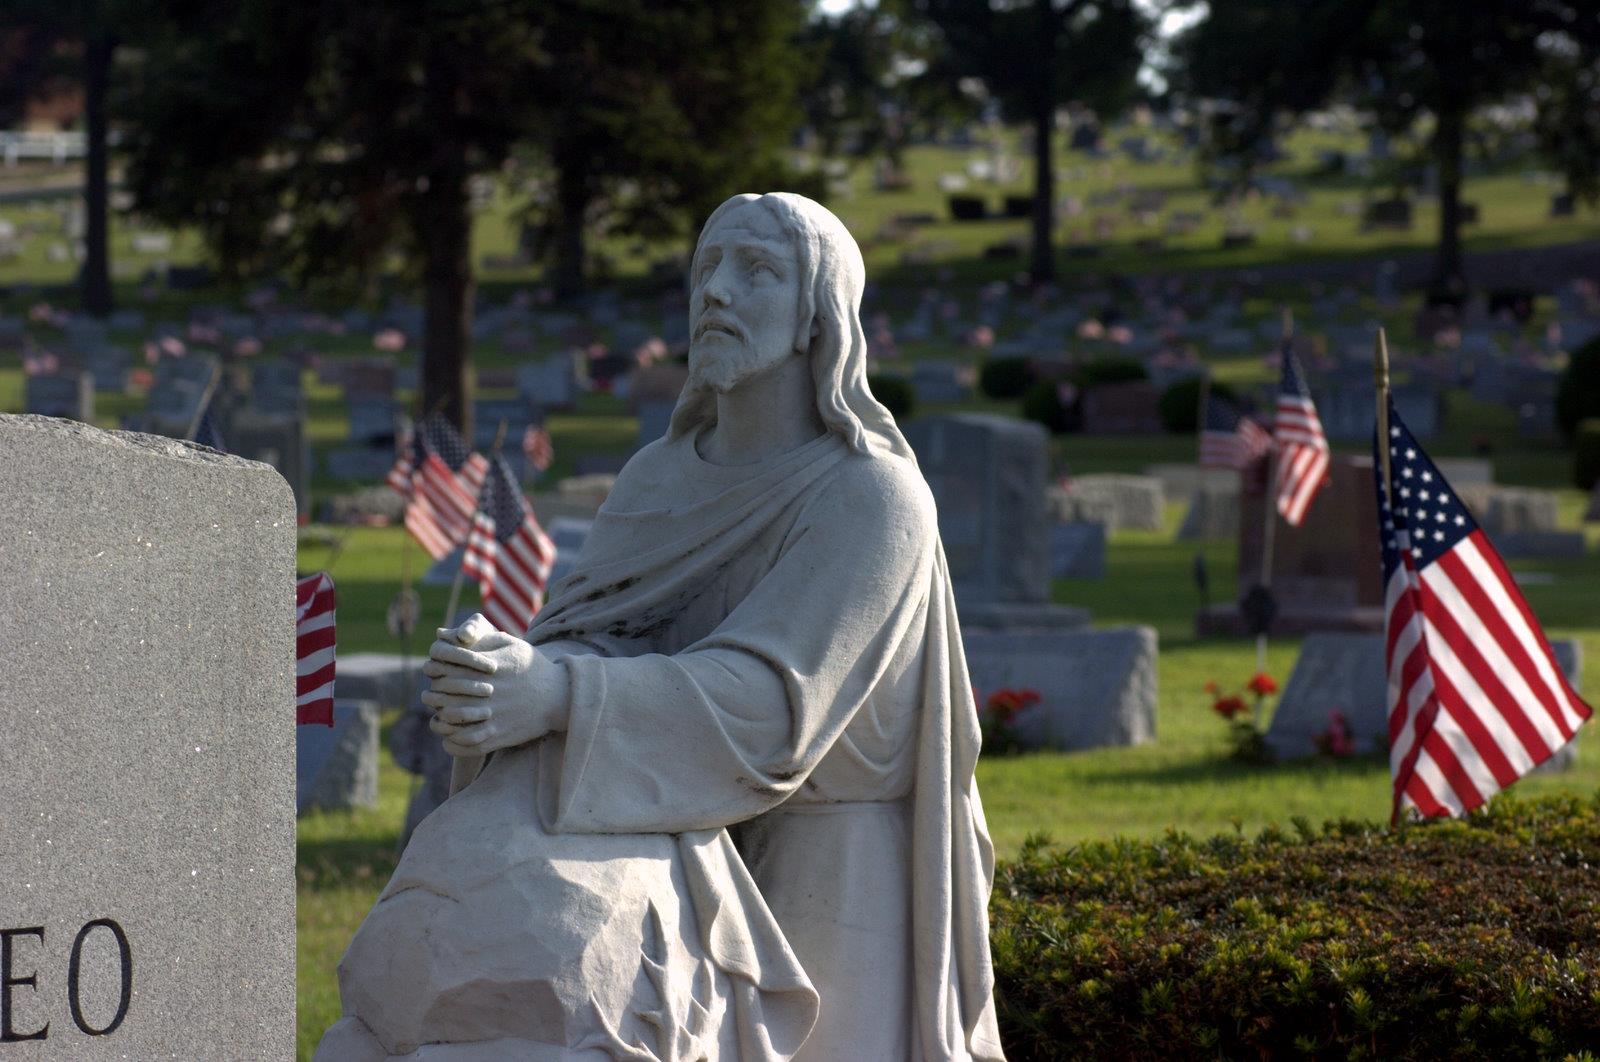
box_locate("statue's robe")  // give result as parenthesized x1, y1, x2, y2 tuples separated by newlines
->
(321, 428, 1003, 1061)
(519, 428, 1004, 1060)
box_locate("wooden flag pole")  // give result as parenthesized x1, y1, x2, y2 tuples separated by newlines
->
(441, 420, 509, 629)
(1376, 327, 1393, 494)
(1254, 306, 1293, 672)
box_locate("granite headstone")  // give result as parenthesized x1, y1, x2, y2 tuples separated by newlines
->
(0, 414, 295, 1055)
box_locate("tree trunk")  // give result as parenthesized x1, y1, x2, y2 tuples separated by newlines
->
(81, 28, 114, 318)
(1431, 102, 1466, 296)
(1030, 101, 1056, 285)
(1028, 0, 1057, 285)
(552, 157, 588, 301)
(416, 40, 474, 439)
(417, 168, 474, 440)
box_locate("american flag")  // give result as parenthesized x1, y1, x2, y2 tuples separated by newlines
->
(296, 572, 337, 727)
(423, 413, 490, 496)
(462, 454, 556, 635)
(1199, 392, 1272, 470)
(1273, 343, 1330, 526)
(1377, 401, 1591, 820)
(522, 423, 554, 472)
(387, 422, 478, 559)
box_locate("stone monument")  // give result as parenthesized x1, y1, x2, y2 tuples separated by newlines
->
(1199, 454, 1384, 635)
(0, 414, 295, 1055)
(319, 194, 1005, 1060)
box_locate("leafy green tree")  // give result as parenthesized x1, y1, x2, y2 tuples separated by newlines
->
(1181, 0, 1600, 294)
(122, 0, 549, 434)
(899, 0, 1148, 284)
(1533, 50, 1600, 207)
(522, 0, 813, 297)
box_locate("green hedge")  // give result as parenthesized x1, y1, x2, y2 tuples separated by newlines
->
(991, 794, 1600, 1060)
(1557, 335, 1600, 441)
(981, 356, 1036, 399)
(1159, 377, 1239, 434)
(867, 374, 915, 421)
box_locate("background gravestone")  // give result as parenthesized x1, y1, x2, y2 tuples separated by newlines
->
(963, 626, 1157, 749)
(24, 371, 94, 422)
(1199, 454, 1384, 635)
(0, 414, 295, 1056)
(1265, 631, 1582, 770)
(904, 413, 1049, 608)
(297, 699, 380, 814)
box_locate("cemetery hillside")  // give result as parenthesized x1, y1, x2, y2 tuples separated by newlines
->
(3, 1, 1600, 1057)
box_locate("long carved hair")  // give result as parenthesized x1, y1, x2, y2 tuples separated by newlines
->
(667, 192, 914, 462)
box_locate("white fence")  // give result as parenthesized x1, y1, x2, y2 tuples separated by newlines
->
(0, 131, 87, 166)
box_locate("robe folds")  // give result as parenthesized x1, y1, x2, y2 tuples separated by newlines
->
(479, 426, 1005, 1060)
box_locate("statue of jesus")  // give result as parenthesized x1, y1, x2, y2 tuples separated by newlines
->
(318, 192, 1005, 1061)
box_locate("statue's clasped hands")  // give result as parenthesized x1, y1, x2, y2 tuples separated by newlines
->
(423, 614, 566, 757)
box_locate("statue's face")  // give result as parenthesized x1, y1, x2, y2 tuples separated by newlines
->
(687, 202, 804, 395)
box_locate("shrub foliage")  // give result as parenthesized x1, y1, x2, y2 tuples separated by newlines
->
(991, 794, 1600, 1060)
(1158, 377, 1239, 435)
(982, 356, 1037, 399)
(1556, 334, 1600, 441)
(867, 374, 915, 420)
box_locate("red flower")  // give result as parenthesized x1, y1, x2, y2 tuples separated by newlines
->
(1212, 695, 1248, 720)
(1203, 680, 1220, 694)
(1313, 710, 1355, 758)
(1246, 672, 1279, 696)
(984, 688, 1042, 725)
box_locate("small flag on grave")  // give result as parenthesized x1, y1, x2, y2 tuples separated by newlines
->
(296, 571, 337, 727)
(462, 454, 556, 635)
(424, 413, 490, 496)
(388, 422, 477, 559)
(522, 423, 554, 473)
(1376, 398, 1591, 820)
(1199, 392, 1272, 471)
(1273, 340, 1329, 526)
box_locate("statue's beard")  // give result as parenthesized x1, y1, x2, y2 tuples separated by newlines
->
(686, 339, 791, 395)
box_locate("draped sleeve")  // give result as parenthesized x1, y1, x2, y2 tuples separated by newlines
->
(549, 453, 937, 835)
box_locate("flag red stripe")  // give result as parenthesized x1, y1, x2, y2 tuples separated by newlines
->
(1466, 532, 1594, 734)
(297, 624, 336, 656)
(297, 662, 336, 696)
(1426, 656, 1521, 792)
(1421, 573, 1553, 766)
(1430, 550, 1569, 753)
(1419, 726, 1485, 812)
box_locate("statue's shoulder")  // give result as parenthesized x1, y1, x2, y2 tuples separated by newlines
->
(602, 435, 679, 507)
(809, 448, 934, 537)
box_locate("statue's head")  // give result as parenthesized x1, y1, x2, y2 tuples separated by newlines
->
(671, 192, 910, 459)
